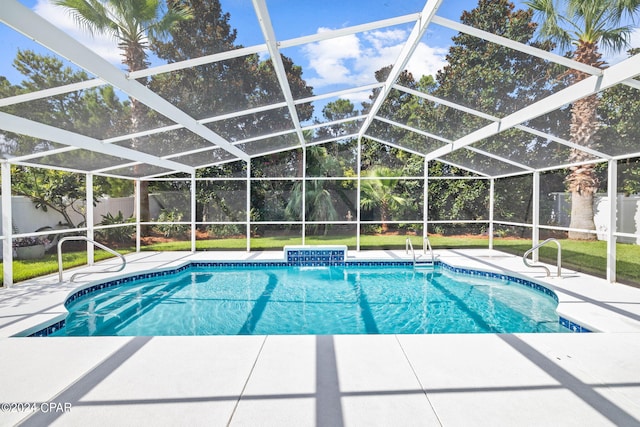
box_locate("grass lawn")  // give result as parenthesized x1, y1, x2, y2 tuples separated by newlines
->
(494, 238, 640, 286)
(3, 235, 639, 287)
(2, 249, 134, 285)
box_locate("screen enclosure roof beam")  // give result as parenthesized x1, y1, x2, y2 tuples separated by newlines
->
(0, 0, 248, 163)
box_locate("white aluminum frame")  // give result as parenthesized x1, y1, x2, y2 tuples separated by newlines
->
(0, 0, 639, 287)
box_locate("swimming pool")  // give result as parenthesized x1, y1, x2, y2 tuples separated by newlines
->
(48, 262, 570, 336)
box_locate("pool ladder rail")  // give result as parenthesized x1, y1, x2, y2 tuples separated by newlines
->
(406, 237, 437, 269)
(57, 236, 127, 282)
(523, 238, 562, 278)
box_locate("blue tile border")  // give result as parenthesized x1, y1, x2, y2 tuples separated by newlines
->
(27, 257, 589, 337)
(28, 319, 66, 337)
(62, 263, 191, 306)
(284, 245, 347, 266)
(559, 316, 592, 333)
(436, 262, 560, 303)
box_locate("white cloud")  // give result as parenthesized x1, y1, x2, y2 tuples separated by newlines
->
(406, 43, 448, 81)
(341, 91, 373, 108)
(364, 29, 407, 50)
(302, 27, 448, 89)
(303, 28, 362, 86)
(33, 0, 122, 65)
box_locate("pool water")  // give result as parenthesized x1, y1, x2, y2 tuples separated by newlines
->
(53, 266, 568, 336)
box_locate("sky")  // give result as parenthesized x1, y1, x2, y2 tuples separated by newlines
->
(3, 0, 458, 86)
(2, 0, 639, 117)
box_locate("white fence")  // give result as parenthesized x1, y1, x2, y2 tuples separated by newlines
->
(0, 196, 136, 235)
(594, 195, 640, 244)
(0, 193, 192, 235)
(0, 194, 183, 258)
(3, 191, 640, 259)
(550, 192, 640, 244)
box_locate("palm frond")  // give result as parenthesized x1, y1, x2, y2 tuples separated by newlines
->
(54, 0, 117, 38)
(526, 0, 573, 50)
(528, 0, 640, 56)
(598, 26, 636, 52)
(613, 0, 640, 22)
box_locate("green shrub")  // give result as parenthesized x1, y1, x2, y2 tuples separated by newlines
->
(97, 211, 134, 243)
(207, 224, 244, 238)
(155, 208, 189, 237)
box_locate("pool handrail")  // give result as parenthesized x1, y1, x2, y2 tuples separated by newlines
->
(57, 236, 126, 282)
(523, 238, 561, 277)
(406, 237, 436, 268)
(405, 238, 417, 263)
(424, 236, 435, 263)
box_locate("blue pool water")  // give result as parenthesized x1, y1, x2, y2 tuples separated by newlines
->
(51, 265, 569, 336)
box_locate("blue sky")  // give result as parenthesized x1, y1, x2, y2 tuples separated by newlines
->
(2, 0, 464, 85)
(2, 0, 639, 102)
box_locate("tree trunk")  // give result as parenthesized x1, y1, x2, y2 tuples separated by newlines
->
(121, 37, 152, 235)
(566, 160, 598, 240)
(380, 202, 389, 233)
(566, 41, 603, 241)
(139, 179, 150, 235)
(568, 190, 595, 240)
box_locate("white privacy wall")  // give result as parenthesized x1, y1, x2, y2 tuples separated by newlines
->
(0, 196, 136, 234)
(551, 192, 640, 244)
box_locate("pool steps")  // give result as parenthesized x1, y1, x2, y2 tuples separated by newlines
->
(62, 280, 181, 336)
(414, 257, 436, 269)
(406, 238, 437, 269)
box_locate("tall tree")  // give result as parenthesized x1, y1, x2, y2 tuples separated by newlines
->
(285, 177, 340, 235)
(11, 167, 99, 229)
(427, 162, 489, 236)
(412, 0, 568, 235)
(150, 0, 314, 231)
(1, 50, 128, 226)
(54, 0, 192, 233)
(432, 0, 562, 154)
(597, 48, 640, 196)
(150, 0, 313, 149)
(150, 0, 246, 131)
(526, 0, 640, 239)
(0, 50, 128, 155)
(361, 66, 425, 176)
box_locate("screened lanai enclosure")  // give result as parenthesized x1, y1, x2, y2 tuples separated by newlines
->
(1, 0, 639, 287)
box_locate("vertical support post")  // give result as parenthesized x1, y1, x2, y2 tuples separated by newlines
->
(301, 146, 306, 245)
(246, 160, 251, 252)
(356, 137, 362, 252)
(2, 162, 13, 288)
(532, 171, 540, 262)
(488, 178, 495, 250)
(191, 172, 197, 253)
(423, 157, 428, 242)
(135, 179, 141, 253)
(607, 159, 617, 283)
(86, 173, 94, 265)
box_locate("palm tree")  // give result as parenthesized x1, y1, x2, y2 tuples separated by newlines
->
(54, 0, 191, 233)
(526, 0, 640, 239)
(360, 166, 409, 233)
(286, 180, 339, 235)
(286, 144, 340, 235)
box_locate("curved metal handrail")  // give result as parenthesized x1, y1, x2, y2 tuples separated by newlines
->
(58, 236, 126, 282)
(523, 238, 561, 277)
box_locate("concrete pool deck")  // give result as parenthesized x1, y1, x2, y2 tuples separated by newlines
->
(1, 249, 640, 426)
